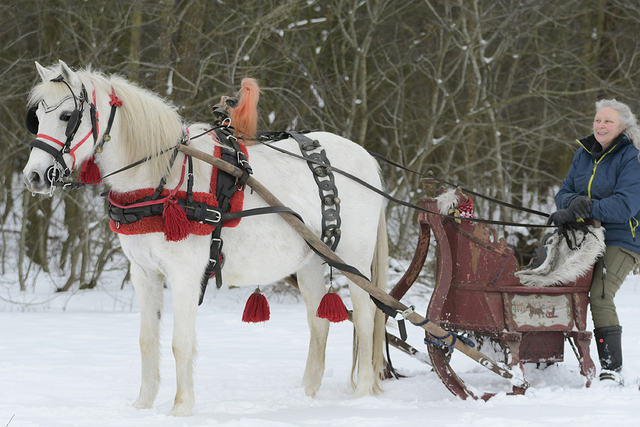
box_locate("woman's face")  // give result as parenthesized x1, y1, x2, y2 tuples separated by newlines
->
(593, 106, 625, 149)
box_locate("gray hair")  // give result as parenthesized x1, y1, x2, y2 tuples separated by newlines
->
(595, 99, 640, 150)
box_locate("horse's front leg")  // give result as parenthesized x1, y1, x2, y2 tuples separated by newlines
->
(130, 264, 165, 410)
(166, 267, 201, 416)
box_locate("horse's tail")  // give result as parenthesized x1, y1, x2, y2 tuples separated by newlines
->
(351, 206, 388, 394)
(371, 207, 389, 393)
(231, 78, 260, 145)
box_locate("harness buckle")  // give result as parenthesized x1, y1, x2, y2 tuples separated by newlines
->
(236, 152, 253, 174)
(211, 237, 223, 250)
(204, 209, 222, 224)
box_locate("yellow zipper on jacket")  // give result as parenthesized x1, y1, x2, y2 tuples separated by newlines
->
(630, 217, 639, 241)
(577, 138, 638, 240)
(575, 139, 618, 198)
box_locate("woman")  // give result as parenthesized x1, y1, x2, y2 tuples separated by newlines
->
(549, 99, 640, 385)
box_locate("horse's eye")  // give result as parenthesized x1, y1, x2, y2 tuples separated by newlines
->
(60, 113, 71, 122)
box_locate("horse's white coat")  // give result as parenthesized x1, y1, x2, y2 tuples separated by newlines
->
(23, 61, 388, 416)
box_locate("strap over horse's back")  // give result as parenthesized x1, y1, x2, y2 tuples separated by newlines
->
(259, 130, 342, 251)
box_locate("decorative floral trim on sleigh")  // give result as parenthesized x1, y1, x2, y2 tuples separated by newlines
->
(515, 224, 605, 287)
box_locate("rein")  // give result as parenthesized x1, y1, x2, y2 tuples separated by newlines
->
(53, 145, 179, 190)
(256, 133, 553, 229)
(51, 124, 231, 190)
(364, 150, 551, 219)
(107, 144, 189, 211)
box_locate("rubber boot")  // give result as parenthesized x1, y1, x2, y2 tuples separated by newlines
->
(594, 325, 624, 385)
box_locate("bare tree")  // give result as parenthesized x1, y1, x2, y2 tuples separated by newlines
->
(5, 0, 640, 292)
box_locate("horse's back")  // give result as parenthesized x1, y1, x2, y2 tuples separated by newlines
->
(220, 131, 384, 286)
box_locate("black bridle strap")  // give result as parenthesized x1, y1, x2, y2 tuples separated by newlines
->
(29, 139, 71, 177)
(93, 87, 122, 151)
(31, 81, 97, 182)
(50, 75, 86, 152)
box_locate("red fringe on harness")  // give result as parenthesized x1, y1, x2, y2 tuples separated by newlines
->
(109, 139, 248, 236)
(78, 156, 102, 184)
(163, 196, 190, 241)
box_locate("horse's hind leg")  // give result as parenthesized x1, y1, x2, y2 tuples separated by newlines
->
(131, 264, 165, 410)
(296, 261, 330, 396)
(349, 283, 382, 395)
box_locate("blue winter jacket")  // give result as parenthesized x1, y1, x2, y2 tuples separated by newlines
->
(555, 134, 640, 254)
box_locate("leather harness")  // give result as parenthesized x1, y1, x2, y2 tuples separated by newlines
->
(107, 126, 254, 305)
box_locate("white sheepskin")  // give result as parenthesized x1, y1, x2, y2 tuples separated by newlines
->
(436, 189, 460, 215)
(515, 225, 605, 287)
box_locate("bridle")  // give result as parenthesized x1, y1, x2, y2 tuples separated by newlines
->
(26, 74, 99, 186)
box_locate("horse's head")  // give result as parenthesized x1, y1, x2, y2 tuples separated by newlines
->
(23, 60, 98, 194)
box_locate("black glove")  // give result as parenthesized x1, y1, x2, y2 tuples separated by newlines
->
(568, 196, 591, 220)
(547, 209, 575, 226)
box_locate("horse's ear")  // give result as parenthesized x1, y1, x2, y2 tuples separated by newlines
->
(35, 61, 54, 82)
(58, 60, 81, 87)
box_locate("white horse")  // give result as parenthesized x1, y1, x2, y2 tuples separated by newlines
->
(22, 60, 388, 416)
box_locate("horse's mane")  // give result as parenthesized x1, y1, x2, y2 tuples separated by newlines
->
(29, 65, 183, 183)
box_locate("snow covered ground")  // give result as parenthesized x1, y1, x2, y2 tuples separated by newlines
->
(2, 272, 640, 427)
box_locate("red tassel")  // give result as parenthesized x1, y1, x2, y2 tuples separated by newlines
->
(78, 156, 102, 184)
(163, 196, 189, 241)
(316, 286, 348, 322)
(242, 288, 270, 323)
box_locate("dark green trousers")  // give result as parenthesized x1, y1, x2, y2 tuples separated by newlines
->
(590, 245, 640, 328)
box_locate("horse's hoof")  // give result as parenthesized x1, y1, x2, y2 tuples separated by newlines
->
(303, 383, 319, 397)
(169, 404, 193, 417)
(354, 378, 378, 397)
(132, 398, 153, 410)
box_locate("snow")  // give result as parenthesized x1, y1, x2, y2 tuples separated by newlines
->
(2, 273, 640, 426)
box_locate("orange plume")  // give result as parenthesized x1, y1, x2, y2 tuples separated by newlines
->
(230, 78, 260, 145)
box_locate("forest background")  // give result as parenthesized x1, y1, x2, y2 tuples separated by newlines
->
(2, 0, 640, 293)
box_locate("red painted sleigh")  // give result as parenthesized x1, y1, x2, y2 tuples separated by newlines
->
(388, 177, 596, 398)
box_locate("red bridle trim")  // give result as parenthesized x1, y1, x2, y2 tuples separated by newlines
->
(36, 133, 65, 148)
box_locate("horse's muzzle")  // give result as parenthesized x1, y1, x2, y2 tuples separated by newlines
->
(24, 165, 58, 193)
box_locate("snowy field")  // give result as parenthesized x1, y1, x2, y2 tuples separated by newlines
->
(2, 272, 640, 427)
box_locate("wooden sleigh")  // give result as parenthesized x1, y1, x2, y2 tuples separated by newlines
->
(389, 177, 596, 398)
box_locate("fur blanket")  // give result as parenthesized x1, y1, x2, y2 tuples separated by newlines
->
(515, 225, 605, 287)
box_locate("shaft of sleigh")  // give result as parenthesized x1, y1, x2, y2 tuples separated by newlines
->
(178, 144, 530, 395)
